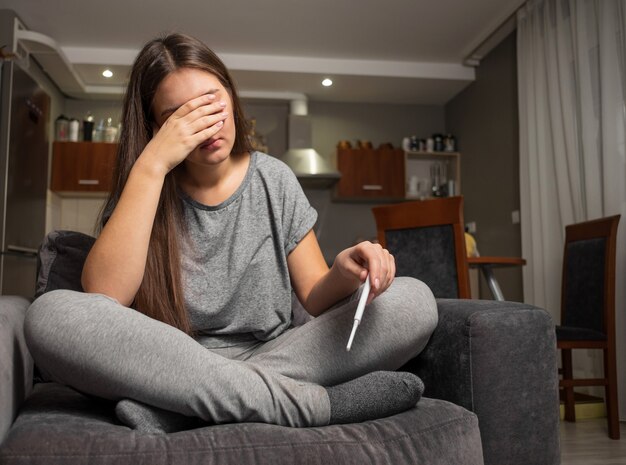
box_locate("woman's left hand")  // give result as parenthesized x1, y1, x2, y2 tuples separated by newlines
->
(333, 241, 396, 304)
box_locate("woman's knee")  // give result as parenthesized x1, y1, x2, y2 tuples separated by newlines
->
(24, 290, 100, 359)
(375, 277, 439, 342)
(26, 290, 74, 335)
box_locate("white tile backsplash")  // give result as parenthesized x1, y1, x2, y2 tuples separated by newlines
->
(77, 198, 106, 236)
(59, 198, 78, 231)
(46, 191, 62, 234)
(49, 196, 106, 236)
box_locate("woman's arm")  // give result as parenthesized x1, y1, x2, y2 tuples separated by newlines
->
(288, 230, 396, 316)
(80, 159, 165, 306)
(81, 94, 227, 305)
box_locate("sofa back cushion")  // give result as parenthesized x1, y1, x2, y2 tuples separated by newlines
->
(35, 230, 96, 298)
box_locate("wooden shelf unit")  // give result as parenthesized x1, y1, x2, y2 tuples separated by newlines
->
(404, 150, 461, 200)
(335, 147, 461, 201)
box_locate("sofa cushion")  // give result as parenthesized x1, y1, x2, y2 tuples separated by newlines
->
(35, 231, 95, 298)
(0, 383, 484, 465)
(0, 297, 33, 445)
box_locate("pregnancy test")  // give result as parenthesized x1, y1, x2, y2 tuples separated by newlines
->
(346, 275, 371, 351)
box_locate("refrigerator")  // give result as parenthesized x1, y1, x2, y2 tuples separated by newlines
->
(0, 60, 50, 298)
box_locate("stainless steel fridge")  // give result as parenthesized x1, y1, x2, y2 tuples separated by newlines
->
(0, 60, 50, 298)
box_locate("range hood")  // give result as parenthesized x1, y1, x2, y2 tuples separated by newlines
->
(282, 99, 341, 189)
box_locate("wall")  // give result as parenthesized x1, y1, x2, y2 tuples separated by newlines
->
(445, 32, 523, 301)
(64, 98, 124, 138)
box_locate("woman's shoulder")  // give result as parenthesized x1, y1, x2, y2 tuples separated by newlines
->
(253, 151, 297, 180)
(250, 151, 303, 197)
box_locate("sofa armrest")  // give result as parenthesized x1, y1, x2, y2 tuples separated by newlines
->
(403, 299, 560, 465)
(0, 296, 33, 444)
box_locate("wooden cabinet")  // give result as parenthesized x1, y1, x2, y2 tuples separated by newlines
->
(51, 141, 117, 194)
(336, 148, 405, 199)
(336, 147, 461, 201)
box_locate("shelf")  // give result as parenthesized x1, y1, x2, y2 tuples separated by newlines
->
(405, 150, 461, 199)
(405, 150, 460, 157)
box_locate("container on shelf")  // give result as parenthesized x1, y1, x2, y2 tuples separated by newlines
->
(55, 115, 69, 141)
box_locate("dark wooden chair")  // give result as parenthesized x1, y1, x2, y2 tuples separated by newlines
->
(372, 196, 470, 299)
(556, 214, 621, 439)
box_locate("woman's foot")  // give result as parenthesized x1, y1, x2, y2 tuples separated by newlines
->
(326, 371, 424, 424)
(115, 399, 203, 434)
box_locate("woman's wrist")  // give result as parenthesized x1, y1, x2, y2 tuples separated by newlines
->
(330, 252, 363, 290)
(132, 148, 171, 181)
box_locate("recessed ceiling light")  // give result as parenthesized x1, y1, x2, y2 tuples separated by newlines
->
(322, 78, 333, 87)
(102, 69, 113, 78)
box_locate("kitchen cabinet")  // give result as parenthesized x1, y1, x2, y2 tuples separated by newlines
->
(51, 141, 117, 194)
(336, 147, 461, 200)
(336, 147, 405, 200)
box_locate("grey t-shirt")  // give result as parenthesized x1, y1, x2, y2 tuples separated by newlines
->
(179, 151, 318, 345)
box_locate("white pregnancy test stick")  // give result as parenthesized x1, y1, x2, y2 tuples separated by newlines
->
(346, 275, 371, 351)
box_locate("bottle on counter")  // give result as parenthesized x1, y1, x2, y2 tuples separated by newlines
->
(433, 134, 444, 152)
(55, 115, 69, 141)
(68, 118, 80, 142)
(93, 119, 105, 142)
(444, 133, 456, 152)
(104, 117, 118, 143)
(83, 112, 94, 141)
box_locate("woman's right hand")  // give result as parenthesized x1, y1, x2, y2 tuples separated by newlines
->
(140, 93, 228, 175)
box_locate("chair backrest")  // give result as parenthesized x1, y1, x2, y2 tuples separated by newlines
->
(372, 196, 470, 299)
(561, 215, 620, 336)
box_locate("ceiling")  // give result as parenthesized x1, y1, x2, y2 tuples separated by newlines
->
(2, 0, 524, 105)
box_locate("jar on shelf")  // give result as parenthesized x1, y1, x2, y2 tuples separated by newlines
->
(444, 134, 457, 152)
(93, 119, 105, 142)
(68, 118, 80, 142)
(83, 112, 94, 141)
(433, 134, 444, 152)
(104, 117, 118, 143)
(55, 115, 69, 141)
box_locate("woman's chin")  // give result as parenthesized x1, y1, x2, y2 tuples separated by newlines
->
(186, 148, 231, 167)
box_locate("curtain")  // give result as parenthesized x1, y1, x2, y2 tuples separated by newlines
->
(518, 0, 626, 417)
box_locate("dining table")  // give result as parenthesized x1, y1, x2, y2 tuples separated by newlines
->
(467, 256, 527, 301)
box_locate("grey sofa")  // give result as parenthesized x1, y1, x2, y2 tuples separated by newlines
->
(0, 294, 560, 465)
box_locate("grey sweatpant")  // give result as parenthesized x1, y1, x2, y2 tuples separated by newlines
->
(24, 277, 437, 427)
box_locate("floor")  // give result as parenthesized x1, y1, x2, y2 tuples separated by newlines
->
(560, 419, 626, 464)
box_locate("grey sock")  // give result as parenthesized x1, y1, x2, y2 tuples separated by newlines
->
(326, 371, 424, 424)
(115, 399, 204, 434)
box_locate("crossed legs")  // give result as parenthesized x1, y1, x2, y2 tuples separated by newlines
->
(24, 277, 437, 429)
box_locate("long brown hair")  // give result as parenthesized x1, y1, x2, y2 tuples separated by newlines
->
(100, 33, 252, 334)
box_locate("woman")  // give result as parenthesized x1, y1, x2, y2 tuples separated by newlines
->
(24, 33, 438, 432)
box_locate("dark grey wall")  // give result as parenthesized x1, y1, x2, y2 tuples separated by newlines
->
(64, 99, 123, 132)
(445, 32, 523, 301)
(308, 101, 445, 167)
(242, 100, 289, 157)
